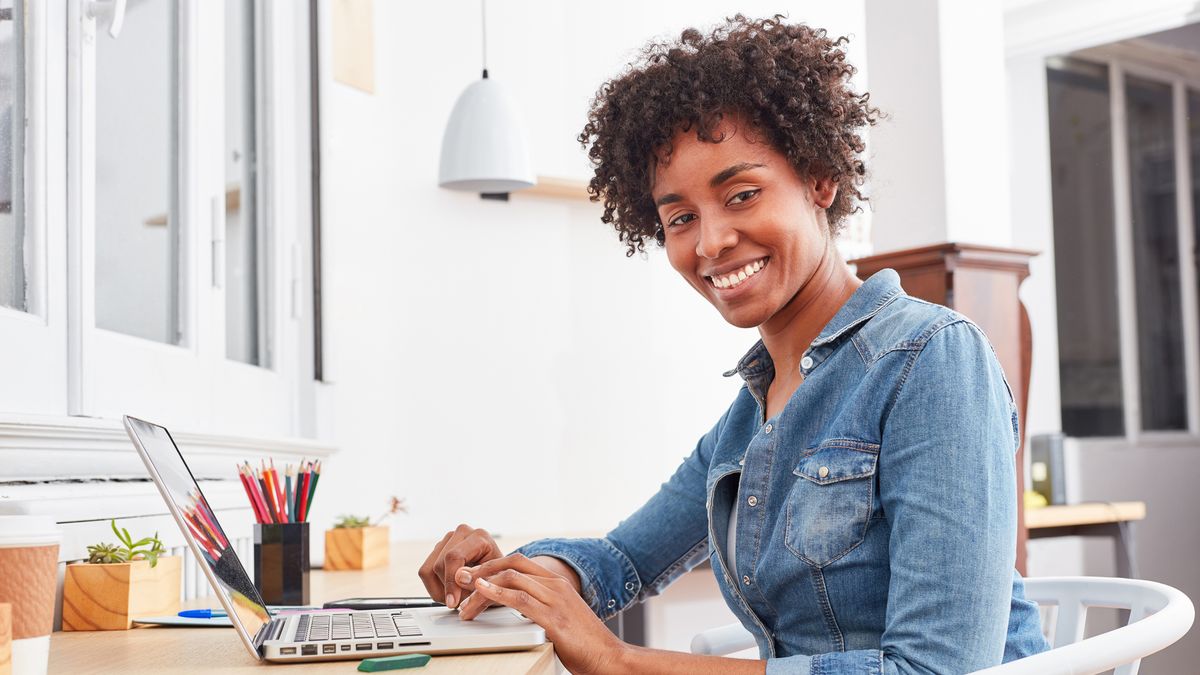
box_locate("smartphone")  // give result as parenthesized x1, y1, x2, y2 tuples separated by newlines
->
(322, 597, 446, 611)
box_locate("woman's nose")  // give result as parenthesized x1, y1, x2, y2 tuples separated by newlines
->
(695, 219, 738, 260)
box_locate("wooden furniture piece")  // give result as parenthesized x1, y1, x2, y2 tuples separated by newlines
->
(1025, 502, 1146, 579)
(851, 243, 1038, 573)
(49, 538, 556, 674)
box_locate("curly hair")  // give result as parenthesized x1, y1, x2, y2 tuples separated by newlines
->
(580, 15, 880, 256)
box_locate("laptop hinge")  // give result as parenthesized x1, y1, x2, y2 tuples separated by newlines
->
(254, 616, 286, 649)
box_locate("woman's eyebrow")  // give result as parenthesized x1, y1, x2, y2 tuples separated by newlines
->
(655, 162, 767, 207)
(710, 162, 765, 187)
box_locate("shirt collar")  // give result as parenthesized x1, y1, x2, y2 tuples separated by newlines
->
(723, 268, 904, 379)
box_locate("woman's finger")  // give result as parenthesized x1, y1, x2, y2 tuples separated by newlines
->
(457, 552, 554, 587)
(463, 569, 556, 620)
(471, 574, 548, 623)
(417, 530, 454, 601)
(455, 588, 495, 621)
(441, 525, 502, 608)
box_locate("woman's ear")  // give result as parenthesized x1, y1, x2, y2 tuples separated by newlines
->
(809, 176, 838, 210)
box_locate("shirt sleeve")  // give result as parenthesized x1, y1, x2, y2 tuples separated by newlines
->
(764, 320, 1020, 674)
(513, 402, 734, 621)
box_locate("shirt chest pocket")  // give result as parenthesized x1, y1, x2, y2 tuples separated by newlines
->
(784, 440, 880, 567)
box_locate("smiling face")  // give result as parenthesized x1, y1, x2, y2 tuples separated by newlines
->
(651, 116, 838, 330)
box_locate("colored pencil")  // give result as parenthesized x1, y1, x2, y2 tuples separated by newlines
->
(270, 461, 286, 524)
(258, 471, 279, 524)
(305, 461, 321, 522)
(298, 468, 311, 522)
(284, 468, 294, 523)
(242, 464, 271, 524)
(237, 470, 266, 523)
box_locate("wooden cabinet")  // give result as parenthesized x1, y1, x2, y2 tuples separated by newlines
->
(850, 243, 1037, 574)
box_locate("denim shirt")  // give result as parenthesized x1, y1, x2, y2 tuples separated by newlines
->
(517, 269, 1049, 673)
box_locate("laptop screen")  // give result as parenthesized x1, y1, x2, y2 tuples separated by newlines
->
(124, 416, 271, 646)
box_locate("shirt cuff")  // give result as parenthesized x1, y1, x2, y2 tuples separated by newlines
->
(767, 650, 884, 675)
(513, 537, 642, 621)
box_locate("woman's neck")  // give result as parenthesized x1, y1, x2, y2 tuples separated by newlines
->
(758, 242, 862, 378)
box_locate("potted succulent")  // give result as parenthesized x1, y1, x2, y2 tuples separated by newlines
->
(62, 520, 181, 630)
(324, 497, 406, 571)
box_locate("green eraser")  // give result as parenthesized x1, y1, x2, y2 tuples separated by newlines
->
(357, 653, 432, 672)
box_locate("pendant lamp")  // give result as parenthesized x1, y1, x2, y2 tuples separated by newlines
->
(437, 0, 534, 195)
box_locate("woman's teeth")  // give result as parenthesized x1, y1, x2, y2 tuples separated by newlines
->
(712, 259, 767, 289)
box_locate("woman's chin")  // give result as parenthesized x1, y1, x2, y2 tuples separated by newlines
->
(714, 303, 770, 330)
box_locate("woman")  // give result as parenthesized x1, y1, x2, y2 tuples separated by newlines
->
(419, 16, 1048, 674)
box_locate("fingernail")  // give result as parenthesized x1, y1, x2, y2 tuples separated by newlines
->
(446, 592, 456, 608)
(477, 578, 493, 588)
(456, 569, 472, 584)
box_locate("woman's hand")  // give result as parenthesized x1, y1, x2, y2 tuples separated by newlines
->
(458, 553, 629, 675)
(417, 524, 503, 609)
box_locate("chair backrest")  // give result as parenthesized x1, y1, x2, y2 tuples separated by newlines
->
(690, 576, 1195, 675)
(972, 576, 1195, 675)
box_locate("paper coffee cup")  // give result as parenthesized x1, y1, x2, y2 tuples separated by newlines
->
(1, 602, 12, 675)
(0, 517, 60, 675)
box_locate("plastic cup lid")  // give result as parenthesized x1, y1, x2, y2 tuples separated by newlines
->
(0, 515, 61, 548)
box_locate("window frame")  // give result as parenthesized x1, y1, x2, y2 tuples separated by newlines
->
(0, 0, 68, 416)
(61, 0, 314, 440)
(1057, 42, 1200, 441)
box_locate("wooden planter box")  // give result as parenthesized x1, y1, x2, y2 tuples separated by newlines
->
(61, 556, 181, 631)
(324, 526, 389, 570)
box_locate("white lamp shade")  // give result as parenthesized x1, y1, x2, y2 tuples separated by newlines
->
(438, 77, 535, 193)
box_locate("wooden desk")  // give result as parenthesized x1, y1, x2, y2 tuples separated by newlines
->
(49, 538, 557, 674)
(1026, 501, 1146, 578)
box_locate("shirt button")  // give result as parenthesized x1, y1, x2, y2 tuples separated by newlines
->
(747, 495, 759, 507)
(801, 356, 814, 370)
(764, 423, 773, 434)
(625, 581, 636, 592)
(818, 466, 830, 478)
(607, 599, 616, 609)
(742, 575, 752, 586)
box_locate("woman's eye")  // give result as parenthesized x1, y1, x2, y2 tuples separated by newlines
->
(728, 189, 760, 205)
(668, 213, 696, 228)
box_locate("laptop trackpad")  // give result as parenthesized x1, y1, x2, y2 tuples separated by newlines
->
(425, 608, 534, 632)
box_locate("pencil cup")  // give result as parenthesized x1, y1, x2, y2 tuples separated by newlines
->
(253, 523, 310, 605)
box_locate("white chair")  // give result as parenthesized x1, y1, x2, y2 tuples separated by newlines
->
(690, 576, 1195, 675)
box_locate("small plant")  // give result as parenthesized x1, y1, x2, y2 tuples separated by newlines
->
(333, 515, 372, 529)
(85, 520, 166, 567)
(334, 496, 408, 529)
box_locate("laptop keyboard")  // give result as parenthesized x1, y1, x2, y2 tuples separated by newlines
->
(293, 611, 422, 643)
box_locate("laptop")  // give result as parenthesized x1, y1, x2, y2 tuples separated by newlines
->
(124, 415, 546, 663)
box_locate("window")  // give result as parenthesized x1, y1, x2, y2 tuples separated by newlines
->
(1048, 38, 1200, 439)
(0, 0, 23, 312)
(225, 0, 268, 368)
(68, 0, 312, 437)
(1048, 58, 1124, 437)
(0, 0, 67, 415)
(0, 1, 318, 439)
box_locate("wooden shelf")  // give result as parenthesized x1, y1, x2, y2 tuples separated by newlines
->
(145, 186, 241, 226)
(1025, 501, 1145, 529)
(520, 175, 592, 202)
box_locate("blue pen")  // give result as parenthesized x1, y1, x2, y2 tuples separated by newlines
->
(178, 609, 227, 619)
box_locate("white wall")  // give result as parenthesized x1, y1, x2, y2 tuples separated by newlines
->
(310, 0, 867, 541)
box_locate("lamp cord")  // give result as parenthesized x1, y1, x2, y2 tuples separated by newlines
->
(480, 0, 488, 79)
